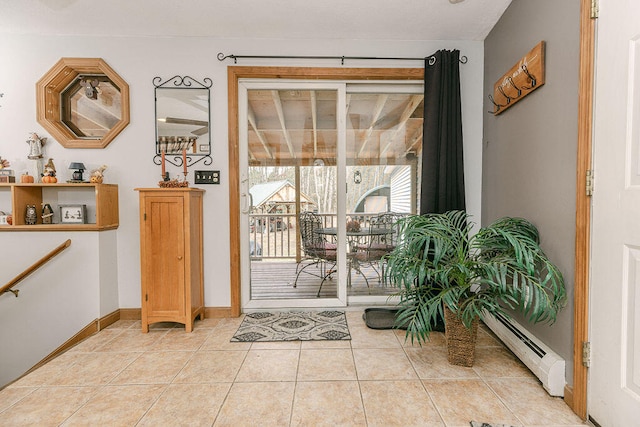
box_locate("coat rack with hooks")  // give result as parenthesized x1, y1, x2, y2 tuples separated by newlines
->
(489, 41, 545, 115)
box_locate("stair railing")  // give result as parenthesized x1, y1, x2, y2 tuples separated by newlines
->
(1, 239, 72, 298)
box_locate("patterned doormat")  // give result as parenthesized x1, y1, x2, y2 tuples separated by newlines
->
(231, 311, 351, 342)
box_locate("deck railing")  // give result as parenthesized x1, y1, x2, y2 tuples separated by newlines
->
(249, 212, 406, 259)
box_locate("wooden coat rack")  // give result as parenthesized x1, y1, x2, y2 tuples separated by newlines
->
(489, 41, 546, 115)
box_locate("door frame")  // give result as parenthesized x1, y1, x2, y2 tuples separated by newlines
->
(571, 0, 596, 419)
(227, 66, 424, 317)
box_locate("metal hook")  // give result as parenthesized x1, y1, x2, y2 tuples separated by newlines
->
(520, 64, 537, 89)
(488, 94, 506, 114)
(497, 85, 512, 104)
(506, 77, 522, 98)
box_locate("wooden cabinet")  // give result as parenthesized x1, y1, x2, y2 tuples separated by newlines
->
(136, 188, 205, 332)
(0, 183, 118, 231)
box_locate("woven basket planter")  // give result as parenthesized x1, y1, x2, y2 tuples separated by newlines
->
(444, 306, 479, 367)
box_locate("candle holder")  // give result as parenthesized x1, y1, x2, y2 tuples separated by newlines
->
(158, 178, 189, 188)
(158, 171, 189, 188)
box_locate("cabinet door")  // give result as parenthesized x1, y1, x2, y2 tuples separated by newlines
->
(143, 195, 186, 318)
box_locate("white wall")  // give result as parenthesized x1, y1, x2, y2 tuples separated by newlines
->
(0, 231, 117, 386)
(483, 0, 580, 386)
(0, 35, 484, 310)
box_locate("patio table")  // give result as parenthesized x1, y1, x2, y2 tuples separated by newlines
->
(315, 227, 392, 288)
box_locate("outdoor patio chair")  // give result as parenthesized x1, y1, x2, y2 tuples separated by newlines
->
(294, 211, 337, 296)
(354, 212, 401, 284)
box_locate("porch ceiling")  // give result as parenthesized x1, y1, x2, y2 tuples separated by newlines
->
(248, 90, 424, 167)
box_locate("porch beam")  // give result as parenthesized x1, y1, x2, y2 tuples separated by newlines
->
(248, 106, 273, 158)
(357, 94, 389, 158)
(379, 94, 423, 157)
(271, 90, 296, 158)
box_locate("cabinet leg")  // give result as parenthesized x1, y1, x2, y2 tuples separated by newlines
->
(142, 323, 149, 333)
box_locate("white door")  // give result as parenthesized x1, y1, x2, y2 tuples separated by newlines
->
(589, 0, 640, 425)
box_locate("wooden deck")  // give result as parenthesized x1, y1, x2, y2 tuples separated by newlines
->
(250, 259, 397, 299)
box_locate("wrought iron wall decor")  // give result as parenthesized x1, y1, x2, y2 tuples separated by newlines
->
(488, 41, 545, 115)
(153, 75, 213, 168)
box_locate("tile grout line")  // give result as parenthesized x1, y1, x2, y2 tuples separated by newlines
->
(398, 328, 448, 426)
(350, 333, 370, 426)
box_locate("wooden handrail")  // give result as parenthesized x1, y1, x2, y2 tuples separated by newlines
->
(1, 239, 71, 297)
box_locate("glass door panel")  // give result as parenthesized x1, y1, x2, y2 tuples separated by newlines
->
(345, 91, 423, 299)
(240, 84, 345, 308)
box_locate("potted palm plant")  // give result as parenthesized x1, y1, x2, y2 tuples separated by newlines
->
(384, 210, 566, 367)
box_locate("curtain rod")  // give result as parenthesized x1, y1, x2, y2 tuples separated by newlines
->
(216, 52, 467, 66)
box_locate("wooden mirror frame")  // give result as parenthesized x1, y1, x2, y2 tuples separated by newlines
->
(36, 58, 130, 149)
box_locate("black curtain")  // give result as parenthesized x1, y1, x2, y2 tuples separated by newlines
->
(420, 49, 465, 214)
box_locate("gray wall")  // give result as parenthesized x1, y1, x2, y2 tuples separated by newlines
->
(483, 0, 580, 386)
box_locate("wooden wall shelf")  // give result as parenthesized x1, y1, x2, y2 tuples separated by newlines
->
(0, 183, 119, 231)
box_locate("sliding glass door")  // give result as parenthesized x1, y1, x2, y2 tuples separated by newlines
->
(239, 80, 422, 309)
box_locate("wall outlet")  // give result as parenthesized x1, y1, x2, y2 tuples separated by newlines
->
(195, 170, 220, 184)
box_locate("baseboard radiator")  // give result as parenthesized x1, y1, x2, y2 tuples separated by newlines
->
(482, 312, 565, 397)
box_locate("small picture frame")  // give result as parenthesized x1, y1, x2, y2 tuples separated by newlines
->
(59, 204, 87, 224)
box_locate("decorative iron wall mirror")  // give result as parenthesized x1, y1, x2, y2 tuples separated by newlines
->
(36, 58, 130, 149)
(153, 75, 212, 167)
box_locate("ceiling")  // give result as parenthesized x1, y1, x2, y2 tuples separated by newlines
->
(0, 0, 511, 41)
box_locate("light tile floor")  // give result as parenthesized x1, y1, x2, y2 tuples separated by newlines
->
(0, 310, 589, 427)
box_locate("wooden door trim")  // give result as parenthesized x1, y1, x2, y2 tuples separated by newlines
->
(227, 66, 423, 316)
(572, 0, 595, 418)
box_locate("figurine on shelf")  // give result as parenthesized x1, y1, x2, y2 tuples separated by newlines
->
(0, 157, 13, 182)
(25, 205, 37, 225)
(26, 132, 47, 181)
(20, 172, 34, 183)
(89, 165, 107, 184)
(41, 203, 53, 224)
(26, 132, 46, 160)
(41, 158, 57, 183)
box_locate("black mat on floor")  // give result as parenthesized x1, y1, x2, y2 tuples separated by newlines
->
(363, 307, 445, 332)
(362, 308, 408, 330)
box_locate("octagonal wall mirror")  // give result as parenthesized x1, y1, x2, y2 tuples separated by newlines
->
(153, 75, 212, 168)
(36, 58, 130, 149)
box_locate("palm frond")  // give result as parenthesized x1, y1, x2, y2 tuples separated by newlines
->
(385, 210, 567, 343)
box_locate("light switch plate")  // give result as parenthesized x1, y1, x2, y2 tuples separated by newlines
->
(195, 170, 220, 184)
